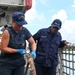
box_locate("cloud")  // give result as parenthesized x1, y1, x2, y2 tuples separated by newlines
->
(60, 18, 75, 42)
(60, 20, 75, 34)
(51, 9, 68, 22)
(25, 0, 45, 24)
(25, 0, 37, 23)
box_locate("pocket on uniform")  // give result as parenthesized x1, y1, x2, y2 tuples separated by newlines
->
(48, 53, 54, 65)
(39, 38, 48, 48)
(36, 52, 45, 64)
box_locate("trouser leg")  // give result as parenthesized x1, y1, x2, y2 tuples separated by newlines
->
(0, 66, 12, 75)
(46, 66, 56, 75)
(35, 63, 45, 75)
(12, 66, 24, 75)
(35, 63, 56, 75)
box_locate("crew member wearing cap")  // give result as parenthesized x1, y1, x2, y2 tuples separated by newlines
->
(0, 12, 36, 75)
(33, 19, 68, 75)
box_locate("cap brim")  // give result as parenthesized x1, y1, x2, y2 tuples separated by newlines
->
(16, 20, 28, 26)
(51, 25, 60, 29)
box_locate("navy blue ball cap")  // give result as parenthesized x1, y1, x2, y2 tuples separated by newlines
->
(12, 12, 27, 26)
(51, 19, 62, 29)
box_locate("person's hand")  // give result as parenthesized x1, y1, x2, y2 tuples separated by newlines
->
(16, 49, 26, 55)
(64, 41, 70, 45)
(31, 50, 36, 59)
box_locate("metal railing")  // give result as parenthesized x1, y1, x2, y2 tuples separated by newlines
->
(57, 43, 75, 75)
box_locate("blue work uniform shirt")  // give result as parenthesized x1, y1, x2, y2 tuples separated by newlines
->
(33, 27, 65, 67)
(0, 26, 32, 66)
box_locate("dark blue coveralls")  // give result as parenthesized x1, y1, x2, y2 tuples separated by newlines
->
(33, 27, 65, 75)
(0, 26, 32, 75)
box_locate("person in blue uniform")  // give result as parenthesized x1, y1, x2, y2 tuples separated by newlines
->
(0, 12, 36, 75)
(33, 19, 68, 75)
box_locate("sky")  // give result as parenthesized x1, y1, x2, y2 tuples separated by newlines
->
(24, 0, 75, 43)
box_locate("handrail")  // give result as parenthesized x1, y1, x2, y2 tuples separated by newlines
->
(57, 43, 75, 75)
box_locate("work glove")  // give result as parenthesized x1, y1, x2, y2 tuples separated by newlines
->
(16, 49, 26, 55)
(31, 50, 36, 59)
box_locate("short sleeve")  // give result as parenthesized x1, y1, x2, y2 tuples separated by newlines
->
(24, 27, 32, 40)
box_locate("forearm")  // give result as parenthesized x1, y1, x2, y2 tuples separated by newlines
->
(31, 43, 36, 51)
(1, 47, 17, 53)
